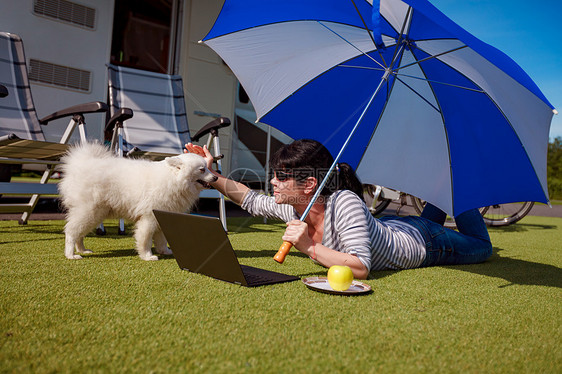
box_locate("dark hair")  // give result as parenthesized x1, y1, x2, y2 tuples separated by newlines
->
(270, 139, 364, 200)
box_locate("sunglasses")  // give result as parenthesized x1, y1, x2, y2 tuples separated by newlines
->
(273, 169, 311, 182)
(273, 170, 294, 182)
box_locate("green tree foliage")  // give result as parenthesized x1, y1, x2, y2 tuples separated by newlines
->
(548, 137, 562, 200)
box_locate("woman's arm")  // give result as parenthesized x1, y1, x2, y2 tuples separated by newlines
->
(310, 242, 369, 279)
(186, 143, 298, 222)
(283, 220, 369, 279)
(185, 143, 249, 205)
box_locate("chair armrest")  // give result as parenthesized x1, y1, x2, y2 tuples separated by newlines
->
(192, 117, 231, 142)
(39, 101, 108, 125)
(0, 84, 7, 98)
(105, 108, 134, 133)
(0, 133, 20, 143)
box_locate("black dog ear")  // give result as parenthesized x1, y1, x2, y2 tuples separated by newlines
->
(165, 156, 183, 169)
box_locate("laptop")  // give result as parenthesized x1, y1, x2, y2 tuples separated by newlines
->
(153, 210, 300, 287)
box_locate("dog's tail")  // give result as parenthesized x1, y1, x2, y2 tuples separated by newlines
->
(63, 141, 111, 159)
(60, 142, 113, 172)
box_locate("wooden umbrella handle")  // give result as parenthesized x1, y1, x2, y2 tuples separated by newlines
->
(273, 241, 293, 263)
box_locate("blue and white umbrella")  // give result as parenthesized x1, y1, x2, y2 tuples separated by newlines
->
(202, 0, 555, 217)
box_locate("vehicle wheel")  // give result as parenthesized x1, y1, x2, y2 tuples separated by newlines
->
(364, 184, 391, 216)
(480, 202, 535, 226)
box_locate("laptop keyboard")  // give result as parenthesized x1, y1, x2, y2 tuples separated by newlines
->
(240, 264, 299, 286)
(243, 271, 271, 284)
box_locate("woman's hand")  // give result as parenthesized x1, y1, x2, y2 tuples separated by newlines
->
(185, 142, 250, 205)
(185, 143, 213, 170)
(284, 220, 369, 279)
(282, 220, 313, 253)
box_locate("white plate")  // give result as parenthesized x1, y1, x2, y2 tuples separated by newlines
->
(302, 276, 372, 295)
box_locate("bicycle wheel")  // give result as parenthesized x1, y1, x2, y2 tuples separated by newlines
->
(480, 202, 534, 226)
(364, 184, 391, 216)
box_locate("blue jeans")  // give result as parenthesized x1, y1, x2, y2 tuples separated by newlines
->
(391, 204, 492, 267)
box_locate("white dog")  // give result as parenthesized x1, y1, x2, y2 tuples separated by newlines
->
(59, 142, 217, 260)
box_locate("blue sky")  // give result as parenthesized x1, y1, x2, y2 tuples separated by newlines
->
(430, 0, 562, 140)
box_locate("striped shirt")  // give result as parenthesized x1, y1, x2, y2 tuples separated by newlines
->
(241, 189, 426, 271)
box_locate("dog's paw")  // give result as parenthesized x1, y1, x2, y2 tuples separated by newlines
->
(76, 249, 93, 254)
(66, 254, 83, 260)
(141, 254, 159, 261)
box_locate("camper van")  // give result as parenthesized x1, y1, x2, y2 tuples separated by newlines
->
(0, 0, 291, 187)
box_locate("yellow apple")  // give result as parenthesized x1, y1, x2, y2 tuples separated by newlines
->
(327, 265, 353, 291)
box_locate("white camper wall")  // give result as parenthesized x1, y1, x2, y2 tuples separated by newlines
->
(179, 0, 237, 175)
(0, 0, 114, 142)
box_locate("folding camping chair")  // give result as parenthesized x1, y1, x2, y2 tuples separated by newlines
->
(102, 64, 230, 233)
(0, 32, 108, 224)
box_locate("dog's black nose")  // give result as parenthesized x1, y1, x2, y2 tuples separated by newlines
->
(211, 175, 218, 182)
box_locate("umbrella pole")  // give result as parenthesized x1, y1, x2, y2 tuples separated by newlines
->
(274, 69, 391, 263)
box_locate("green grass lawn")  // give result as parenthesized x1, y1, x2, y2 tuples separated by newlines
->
(1, 215, 560, 373)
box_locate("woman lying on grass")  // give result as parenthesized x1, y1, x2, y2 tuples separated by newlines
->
(185, 139, 492, 279)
